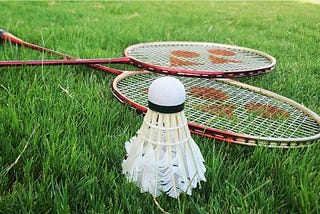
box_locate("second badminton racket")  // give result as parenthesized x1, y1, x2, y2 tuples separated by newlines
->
(0, 29, 276, 78)
(112, 71, 320, 148)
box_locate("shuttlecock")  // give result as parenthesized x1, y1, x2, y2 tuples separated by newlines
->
(122, 76, 206, 198)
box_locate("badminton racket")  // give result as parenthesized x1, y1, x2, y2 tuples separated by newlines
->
(0, 29, 276, 78)
(1, 30, 319, 148)
(113, 71, 320, 148)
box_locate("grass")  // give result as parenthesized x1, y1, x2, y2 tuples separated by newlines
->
(0, 1, 320, 213)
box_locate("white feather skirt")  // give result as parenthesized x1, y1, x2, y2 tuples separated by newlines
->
(122, 109, 206, 198)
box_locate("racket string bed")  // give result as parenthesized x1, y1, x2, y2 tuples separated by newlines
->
(225, 94, 263, 131)
(113, 72, 320, 147)
(284, 114, 310, 138)
(126, 42, 275, 74)
(116, 73, 150, 106)
(198, 80, 317, 139)
(231, 96, 282, 135)
(223, 89, 318, 138)
(182, 78, 277, 135)
(183, 78, 235, 128)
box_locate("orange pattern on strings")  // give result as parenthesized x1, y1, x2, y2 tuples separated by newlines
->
(169, 48, 241, 67)
(170, 50, 202, 67)
(171, 50, 200, 58)
(170, 57, 203, 67)
(196, 104, 235, 119)
(208, 49, 236, 56)
(246, 103, 291, 120)
(189, 86, 229, 101)
(208, 55, 241, 64)
(189, 86, 235, 118)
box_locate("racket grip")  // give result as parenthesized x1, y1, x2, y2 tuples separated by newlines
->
(0, 29, 23, 44)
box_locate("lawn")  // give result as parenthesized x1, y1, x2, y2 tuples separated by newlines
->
(0, 1, 320, 213)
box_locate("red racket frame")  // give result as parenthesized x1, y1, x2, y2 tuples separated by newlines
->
(0, 29, 276, 78)
(111, 71, 320, 148)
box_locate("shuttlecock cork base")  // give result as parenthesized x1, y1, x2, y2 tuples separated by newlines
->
(122, 76, 206, 198)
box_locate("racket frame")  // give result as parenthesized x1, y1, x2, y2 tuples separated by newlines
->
(112, 71, 320, 148)
(124, 41, 277, 78)
(1, 29, 276, 78)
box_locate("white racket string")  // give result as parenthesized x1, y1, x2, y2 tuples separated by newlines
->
(1, 30, 276, 78)
(185, 79, 318, 139)
(127, 42, 274, 72)
(114, 72, 320, 143)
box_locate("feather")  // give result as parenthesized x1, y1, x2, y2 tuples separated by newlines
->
(122, 109, 206, 198)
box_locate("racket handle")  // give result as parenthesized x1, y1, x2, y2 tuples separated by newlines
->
(0, 29, 24, 45)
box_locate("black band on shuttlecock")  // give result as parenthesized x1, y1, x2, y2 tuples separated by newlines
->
(148, 101, 185, 113)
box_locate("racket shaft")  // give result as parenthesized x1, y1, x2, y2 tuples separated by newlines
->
(0, 57, 132, 67)
(0, 30, 124, 75)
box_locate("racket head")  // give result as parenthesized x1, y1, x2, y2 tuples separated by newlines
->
(112, 71, 320, 148)
(124, 42, 276, 78)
